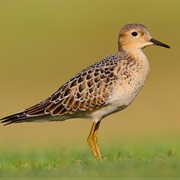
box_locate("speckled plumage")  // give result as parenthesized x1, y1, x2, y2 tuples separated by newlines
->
(0, 24, 170, 160)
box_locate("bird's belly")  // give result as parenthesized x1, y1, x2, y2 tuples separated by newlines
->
(119, 73, 148, 104)
(83, 58, 150, 123)
(111, 58, 150, 110)
(99, 72, 148, 117)
(112, 79, 144, 107)
(90, 81, 143, 122)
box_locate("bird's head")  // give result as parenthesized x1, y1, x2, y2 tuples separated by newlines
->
(118, 24, 170, 52)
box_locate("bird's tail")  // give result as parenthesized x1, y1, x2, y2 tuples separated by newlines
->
(0, 98, 51, 126)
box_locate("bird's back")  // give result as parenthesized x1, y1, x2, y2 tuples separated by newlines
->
(1, 50, 150, 125)
(1, 54, 123, 125)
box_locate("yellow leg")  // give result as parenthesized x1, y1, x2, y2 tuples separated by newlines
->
(87, 121, 103, 160)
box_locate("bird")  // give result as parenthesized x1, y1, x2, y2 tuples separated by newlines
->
(0, 24, 170, 160)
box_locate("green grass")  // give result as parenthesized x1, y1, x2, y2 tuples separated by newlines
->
(0, 142, 180, 179)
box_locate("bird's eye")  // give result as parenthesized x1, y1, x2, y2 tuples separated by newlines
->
(131, 31, 138, 37)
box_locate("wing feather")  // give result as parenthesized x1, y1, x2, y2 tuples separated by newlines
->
(46, 54, 120, 115)
(1, 54, 120, 125)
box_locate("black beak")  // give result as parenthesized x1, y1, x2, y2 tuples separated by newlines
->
(150, 38, 170, 48)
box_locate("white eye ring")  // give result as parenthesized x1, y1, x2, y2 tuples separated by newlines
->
(131, 31, 138, 37)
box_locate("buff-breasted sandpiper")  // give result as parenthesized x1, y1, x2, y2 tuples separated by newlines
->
(0, 24, 170, 160)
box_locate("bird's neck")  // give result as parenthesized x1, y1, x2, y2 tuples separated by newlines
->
(118, 48, 150, 79)
(118, 48, 148, 63)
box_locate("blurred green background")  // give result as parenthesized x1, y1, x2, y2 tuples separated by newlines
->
(0, 1, 179, 152)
